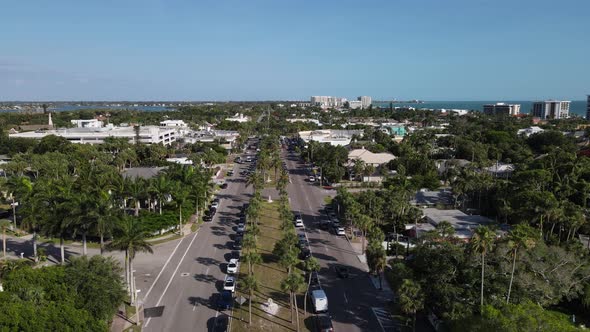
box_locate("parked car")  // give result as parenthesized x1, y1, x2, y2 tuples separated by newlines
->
(203, 214, 213, 222)
(320, 218, 331, 230)
(220, 183, 228, 189)
(211, 201, 220, 209)
(237, 223, 245, 234)
(227, 258, 239, 274)
(297, 233, 307, 241)
(299, 247, 311, 260)
(223, 276, 236, 292)
(308, 271, 320, 286)
(298, 239, 309, 249)
(315, 314, 334, 332)
(227, 170, 234, 176)
(217, 290, 233, 310)
(213, 313, 229, 332)
(335, 265, 349, 278)
(294, 214, 304, 227)
(308, 176, 315, 182)
(233, 236, 242, 250)
(336, 227, 345, 236)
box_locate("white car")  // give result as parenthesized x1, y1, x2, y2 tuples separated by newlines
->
(309, 176, 315, 182)
(211, 201, 219, 209)
(227, 259, 239, 274)
(336, 227, 346, 236)
(237, 223, 245, 233)
(294, 214, 304, 227)
(223, 276, 236, 292)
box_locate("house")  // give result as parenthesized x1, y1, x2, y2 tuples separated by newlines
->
(408, 208, 493, 240)
(435, 159, 471, 176)
(122, 167, 167, 180)
(225, 113, 250, 123)
(298, 129, 364, 146)
(412, 189, 454, 207)
(517, 126, 544, 137)
(483, 163, 514, 178)
(347, 148, 396, 167)
(379, 123, 407, 137)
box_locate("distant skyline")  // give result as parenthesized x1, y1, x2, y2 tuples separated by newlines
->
(1, 0, 589, 101)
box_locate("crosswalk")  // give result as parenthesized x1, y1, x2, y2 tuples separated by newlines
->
(371, 307, 402, 332)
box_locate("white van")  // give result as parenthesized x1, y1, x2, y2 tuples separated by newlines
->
(311, 289, 328, 313)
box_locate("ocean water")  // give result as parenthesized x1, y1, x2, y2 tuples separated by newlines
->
(376, 100, 587, 117)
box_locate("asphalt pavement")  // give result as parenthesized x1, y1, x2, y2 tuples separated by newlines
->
(284, 149, 394, 332)
(141, 159, 253, 331)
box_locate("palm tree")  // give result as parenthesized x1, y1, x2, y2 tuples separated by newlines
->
(172, 185, 189, 236)
(281, 273, 305, 329)
(0, 219, 11, 259)
(357, 215, 373, 254)
(398, 279, 424, 332)
(242, 251, 262, 276)
(245, 171, 263, 191)
(149, 176, 171, 215)
(303, 257, 320, 315)
(366, 242, 387, 290)
(107, 217, 154, 303)
(470, 225, 495, 308)
(241, 275, 259, 325)
(125, 177, 146, 217)
(278, 247, 299, 275)
(506, 224, 536, 304)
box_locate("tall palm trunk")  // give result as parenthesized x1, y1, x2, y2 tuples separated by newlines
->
(159, 197, 163, 215)
(294, 293, 300, 332)
(82, 232, 88, 256)
(304, 275, 311, 315)
(480, 252, 485, 308)
(100, 233, 105, 255)
(124, 250, 130, 295)
(249, 290, 253, 324)
(32, 231, 38, 262)
(506, 248, 517, 303)
(289, 291, 294, 323)
(2, 228, 6, 259)
(60, 237, 65, 264)
(179, 206, 183, 236)
(135, 201, 140, 217)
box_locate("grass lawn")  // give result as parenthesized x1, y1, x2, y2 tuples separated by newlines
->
(231, 201, 309, 332)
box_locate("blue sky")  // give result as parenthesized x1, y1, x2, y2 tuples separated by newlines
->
(1, 0, 588, 101)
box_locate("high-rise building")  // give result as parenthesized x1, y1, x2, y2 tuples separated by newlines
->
(531, 100, 570, 119)
(358, 96, 372, 109)
(310, 96, 346, 108)
(586, 95, 590, 120)
(483, 103, 521, 116)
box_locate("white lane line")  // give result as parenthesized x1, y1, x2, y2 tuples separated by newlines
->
(144, 231, 199, 327)
(192, 303, 197, 312)
(143, 234, 188, 301)
(205, 267, 210, 275)
(343, 291, 348, 304)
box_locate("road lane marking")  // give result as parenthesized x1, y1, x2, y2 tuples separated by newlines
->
(144, 231, 199, 327)
(205, 267, 210, 275)
(143, 233, 190, 301)
(343, 291, 348, 304)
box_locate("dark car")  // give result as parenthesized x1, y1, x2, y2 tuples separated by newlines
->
(315, 314, 334, 332)
(298, 239, 309, 249)
(308, 271, 319, 286)
(335, 265, 349, 279)
(234, 236, 243, 250)
(299, 248, 311, 260)
(220, 183, 228, 189)
(217, 290, 233, 310)
(319, 218, 331, 230)
(203, 214, 213, 222)
(213, 313, 229, 332)
(209, 208, 217, 216)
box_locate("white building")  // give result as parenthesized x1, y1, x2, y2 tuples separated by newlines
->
(160, 120, 187, 128)
(286, 118, 322, 126)
(347, 148, 396, 167)
(517, 126, 544, 137)
(298, 129, 363, 146)
(358, 96, 372, 109)
(347, 100, 362, 109)
(310, 96, 346, 109)
(71, 119, 103, 128)
(483, 103, 521, 116)
(225, 113, 250, 122)
(9, 125, 177, 145)
(532, 100, 570, 119)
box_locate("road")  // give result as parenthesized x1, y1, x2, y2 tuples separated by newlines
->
(284, 149, 395, 332)
(142, 160, 252, 331)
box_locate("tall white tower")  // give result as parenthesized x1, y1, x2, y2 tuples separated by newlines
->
(48, 112, 53, 127)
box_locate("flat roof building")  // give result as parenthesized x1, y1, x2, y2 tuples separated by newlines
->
(9, 125, 177, 146)
(532, 100, 570, 119)
(483, 103, 520, 116)
(298, 129, 364, 146)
